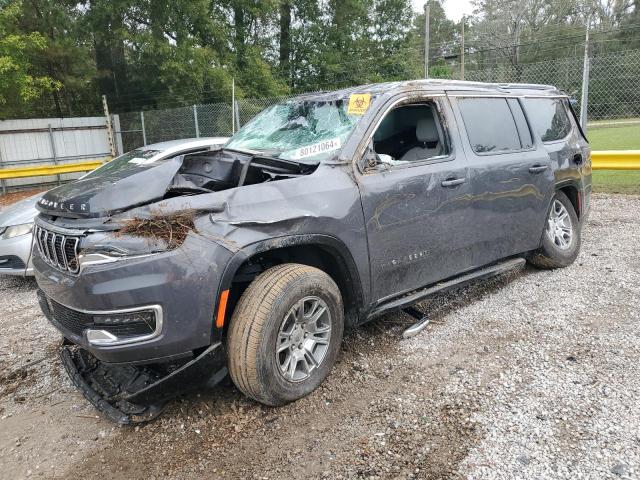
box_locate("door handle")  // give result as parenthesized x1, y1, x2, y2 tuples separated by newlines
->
(441, 177, 466, 187)
(528, 165, 548, 174)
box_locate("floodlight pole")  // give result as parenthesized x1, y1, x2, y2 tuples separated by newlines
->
(579, 14, 591, 131)
(460, 16, 465, 80)
(424, 3, 430, 79)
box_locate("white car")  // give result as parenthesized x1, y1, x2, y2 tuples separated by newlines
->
(0, 137, 228, 276)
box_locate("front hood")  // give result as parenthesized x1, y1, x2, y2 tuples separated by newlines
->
(36, 158, 183, 219)
(0, 193, 41, 226)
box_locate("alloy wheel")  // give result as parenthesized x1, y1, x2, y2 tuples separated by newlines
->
(276, 296, 332, 382)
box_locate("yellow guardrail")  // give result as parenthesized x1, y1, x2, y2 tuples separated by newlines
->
(0, 152, 636, 180)
(0, 158, 109, 180)
(591, 150, 640, 170)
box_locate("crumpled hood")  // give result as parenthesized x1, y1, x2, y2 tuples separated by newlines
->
(36, 158, 183, 219)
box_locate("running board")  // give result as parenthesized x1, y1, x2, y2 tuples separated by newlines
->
(402, 306, 431, 339)
(372, 257, 526, 320)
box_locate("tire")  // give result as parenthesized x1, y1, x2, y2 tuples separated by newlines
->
(227, 263, 344, 406)
(528, 190, 581, 269)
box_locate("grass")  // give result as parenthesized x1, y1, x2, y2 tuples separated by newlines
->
(586, 120, 640, 195)
(592, 170, 640, 195)
(587, 122, 640, 151)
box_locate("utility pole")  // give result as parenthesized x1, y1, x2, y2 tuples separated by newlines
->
(232, 77, 236, 135)
(460, 16, 465, 80)
(424, 3, 430, 79)
(580, 14, 591, 131)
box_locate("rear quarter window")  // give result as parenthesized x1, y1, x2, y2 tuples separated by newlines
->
(522, 98, 572, 142)
(457, 97, 524, 154)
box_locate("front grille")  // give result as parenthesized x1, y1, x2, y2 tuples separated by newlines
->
(38, 290, 156, 340)
(34, 224, 80, 273)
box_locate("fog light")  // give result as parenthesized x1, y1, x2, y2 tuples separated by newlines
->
(84, 306, 162, 346)
(92, 310, 156, 328)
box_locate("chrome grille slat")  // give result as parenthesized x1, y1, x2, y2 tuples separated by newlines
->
(48, 233, 58, 266)
(34, 225, 80, 274)
(59, 237, 68, 269)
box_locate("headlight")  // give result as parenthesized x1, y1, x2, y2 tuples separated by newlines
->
(0, 223, 33, 240)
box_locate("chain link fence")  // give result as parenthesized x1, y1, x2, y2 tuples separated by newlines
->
(114, 49, 640, 153)
(464, 49, 640, 121)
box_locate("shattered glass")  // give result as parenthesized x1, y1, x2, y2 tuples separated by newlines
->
(226, 99, 363, 162)
(83, 149, 162, 179)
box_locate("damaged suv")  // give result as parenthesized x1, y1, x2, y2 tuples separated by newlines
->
(34, 80, 591, 423)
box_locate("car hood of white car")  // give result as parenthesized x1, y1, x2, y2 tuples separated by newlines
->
(0, 193, 41, 228)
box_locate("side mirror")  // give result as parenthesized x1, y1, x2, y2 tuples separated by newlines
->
(361, 142, 381, 171)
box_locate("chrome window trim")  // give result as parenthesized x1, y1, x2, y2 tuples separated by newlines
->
(447, 93, 569, 99)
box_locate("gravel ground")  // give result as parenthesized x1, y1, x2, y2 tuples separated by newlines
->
(0, 193, 639, 480)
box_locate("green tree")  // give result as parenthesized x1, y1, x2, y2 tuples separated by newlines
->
(0, 0, 60, 118)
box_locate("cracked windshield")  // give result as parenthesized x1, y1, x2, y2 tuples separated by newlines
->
(226, 98, 365, 162)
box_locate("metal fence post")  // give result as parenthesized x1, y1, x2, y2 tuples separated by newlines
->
(231, 78, 236, 135)
(0, 146, 6, 194)
(102, 95, 116, 158)
(579, 15, 591, 131)
(111, 114, 124, 156)
(234, 100, 241, 131)
(140, 111, 147, 146)
(48, 124, 61, 185)
(193, 105, 200, 138)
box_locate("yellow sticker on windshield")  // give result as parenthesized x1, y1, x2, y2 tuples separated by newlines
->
(348, 93, 372, 116)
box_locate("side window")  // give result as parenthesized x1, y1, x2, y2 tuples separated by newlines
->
(507, 98, 533, 149)
(522, 98, 572, 142)
(458, 97, 523, 153)
(372, 103, 447, 165)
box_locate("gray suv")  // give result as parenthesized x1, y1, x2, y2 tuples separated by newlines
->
(33, 80, 591, 423)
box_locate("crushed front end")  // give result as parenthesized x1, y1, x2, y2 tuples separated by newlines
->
(33, 209, 234, 423)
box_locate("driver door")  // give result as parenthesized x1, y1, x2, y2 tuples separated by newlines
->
(355, 97, 474, 304)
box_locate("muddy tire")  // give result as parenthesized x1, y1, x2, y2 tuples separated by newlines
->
(227, 264, 344, 406)
(528, 191, 581, 269)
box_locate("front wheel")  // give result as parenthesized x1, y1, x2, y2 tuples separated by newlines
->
(528, 190, 581, 269)
(227, 264, 344, 406)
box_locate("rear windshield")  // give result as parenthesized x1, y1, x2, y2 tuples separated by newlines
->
(226, 98, 364, 163)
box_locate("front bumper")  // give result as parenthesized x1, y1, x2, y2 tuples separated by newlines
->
(34, 234, 233, 364)
(0, 233, 33, 276)
(61, 342, 227, 424)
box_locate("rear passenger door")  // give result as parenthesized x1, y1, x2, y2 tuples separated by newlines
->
(450, 95, 554, 266)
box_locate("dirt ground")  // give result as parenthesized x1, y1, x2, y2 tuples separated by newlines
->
(0, 188, 47, 208)
(0, 194, 639, 480)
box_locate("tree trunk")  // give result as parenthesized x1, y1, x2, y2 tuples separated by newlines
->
(279, 1, 292, 84)
(234, 6, 246, 69)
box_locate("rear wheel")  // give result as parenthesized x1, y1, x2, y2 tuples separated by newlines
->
(528, 190, 581, 269)
(227, 264, 344, 406)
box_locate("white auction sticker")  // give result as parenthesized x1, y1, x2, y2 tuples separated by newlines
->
(286, 138, 342, 160)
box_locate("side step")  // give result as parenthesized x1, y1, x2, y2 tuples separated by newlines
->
(375, 257, 526, 324)
(402, 306, 431, 339)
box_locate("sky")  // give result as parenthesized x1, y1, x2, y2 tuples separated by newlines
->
(411, 0, 474, 22)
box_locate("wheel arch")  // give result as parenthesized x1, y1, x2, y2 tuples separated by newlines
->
(555, 181, 582, 219)
(214, 235, 365, 340)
